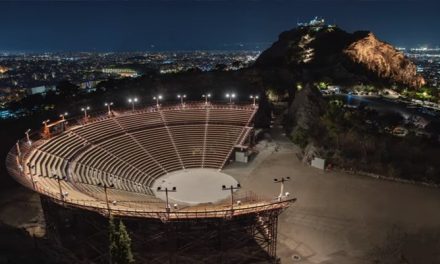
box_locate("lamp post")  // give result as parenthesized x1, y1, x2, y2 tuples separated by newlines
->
(202, 93, 211, 105)
(98, 182, 115, 216)
(53, 174, 67, 205)
(27, 163, 36, 189)
(15, 140, 21, 157)
(59, 112, 68, 121)
(81, 106, 90, 121)
(222, 183, 241, 211)
(225, 93, 236, 104)
(104, 102, 114, 116)
(42, 119, 50, 138)
(177, 94, 186, 106)
(273, 177, 291, 201)
(42, 119, 50, 127)
(59, 112, 69, 131)
(25, 129, 31, 146)
(250, 95, 259, 107)
(153, 95, 163, 107)
(156, 186, 177, 213)
(128, 98, 138, 112)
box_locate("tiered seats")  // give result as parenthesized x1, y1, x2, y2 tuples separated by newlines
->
(28, 134, 88, 179)
(26, 104, 256, 206)
(162, 108, 207, 125)
(209, 107, 254, 125)
(116, 111, 163, 131)
(72, 146, 151, 194)
(131, 127, 184, 173)
(97, 134, 165, 183)
(75, 183, 161, 203)
(204, 124, 244, 168)
(73, 162, 136, 191)
(39, 133, 88, 160)
(73, 118, 124, 143)
(35, 177, 100, 201)
(28, 149, 69, 178)
(169, 125, 205, 168)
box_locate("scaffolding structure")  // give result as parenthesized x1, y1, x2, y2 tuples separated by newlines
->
(41, 195, 292, 264)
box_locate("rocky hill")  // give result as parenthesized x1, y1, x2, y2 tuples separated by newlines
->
(255, 25, 425, 89)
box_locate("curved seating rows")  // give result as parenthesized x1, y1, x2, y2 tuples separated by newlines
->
(26, 105, 256, 201)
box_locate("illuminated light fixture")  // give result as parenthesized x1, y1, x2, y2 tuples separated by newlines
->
(153, 95, 162, 107)
(128, 98, 138, 111)
(202, 93, 211, 105)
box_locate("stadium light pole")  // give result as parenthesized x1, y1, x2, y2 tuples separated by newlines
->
(25, 129, 31, 146)
(81, 106, 90, 121)
(128, 98, 138, 112)
(104, 102, 114, 116)
(98, 182, 115, 216)
(225, 93, 236, 104)
(153, 95, 163, 107)
(177, 94, 186, 106)
(273, 177, 291, 201)
(202, 93, 211, 105)
(250, 95, 259, 107)
(156, 186, 177, 213)
(222, 183, 241, 211)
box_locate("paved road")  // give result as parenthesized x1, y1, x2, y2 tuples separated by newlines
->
(224, 115, 440, 264)
(336, 94, 440, 121)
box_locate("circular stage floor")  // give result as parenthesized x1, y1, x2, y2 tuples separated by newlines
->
(152, 168, 239, 205)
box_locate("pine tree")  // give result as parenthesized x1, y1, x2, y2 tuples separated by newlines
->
(109, 216, 118, 264)
(108, 217, 134, 264)
(117, 220, 134, 264)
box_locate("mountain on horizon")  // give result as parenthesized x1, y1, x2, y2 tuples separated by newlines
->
(254, 19, 425, 89)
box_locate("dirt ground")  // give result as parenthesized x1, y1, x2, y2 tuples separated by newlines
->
(0, 187, 45, 237)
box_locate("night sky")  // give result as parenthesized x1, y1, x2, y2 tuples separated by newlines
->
(0, 0, 439, 52)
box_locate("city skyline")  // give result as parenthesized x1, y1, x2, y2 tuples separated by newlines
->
(1, 0, 440, 52)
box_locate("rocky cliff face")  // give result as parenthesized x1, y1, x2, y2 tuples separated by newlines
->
(285, 83, 326, 133)
(255, 26, 425, 89)
(344, 32, 425, 88)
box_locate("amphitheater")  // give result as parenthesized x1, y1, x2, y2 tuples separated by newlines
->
(7, 101, 293, 263)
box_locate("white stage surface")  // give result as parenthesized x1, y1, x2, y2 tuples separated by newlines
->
(152, 169, 239, 205)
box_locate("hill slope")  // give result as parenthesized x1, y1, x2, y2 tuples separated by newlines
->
(255, 25, 425, 88)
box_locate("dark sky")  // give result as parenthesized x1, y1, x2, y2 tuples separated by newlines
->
(0, 0, 439, 52)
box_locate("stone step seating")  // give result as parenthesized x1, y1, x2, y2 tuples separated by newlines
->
(209, 107, 254, 125)
(162, 108, 207, 125)
(204, 124, 243, 168)
(35, 176, 100, 202)
(73, 146, 149, 190)
(72, 118, 124, 143)
(28, 149, 69, 179)
(169, 125, 205, 169)
(75, 183, 161, 204)
(72, 162, 154, 195)
(131, 127, 184, 173)
(38, 133, 88, 160)
(97, 134, 165, 183)
(116, 110, 163, 131)
(27, 104, 256, 205)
